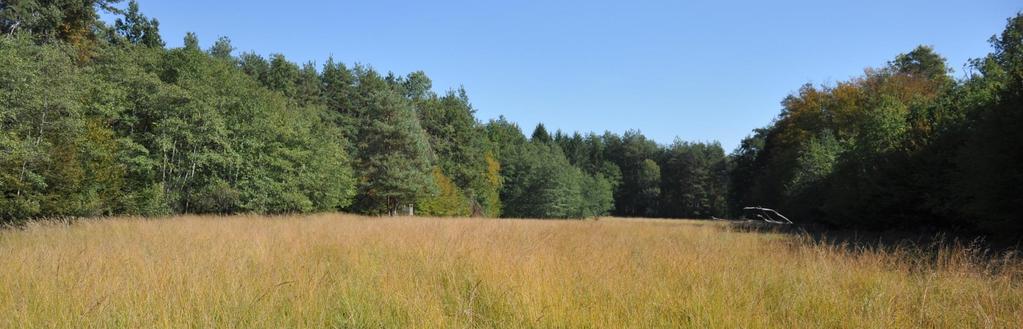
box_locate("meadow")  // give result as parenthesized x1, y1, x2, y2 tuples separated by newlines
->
(0, 214, 1020, 328)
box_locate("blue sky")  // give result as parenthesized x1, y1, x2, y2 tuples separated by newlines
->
(109, 0, 1021, 151)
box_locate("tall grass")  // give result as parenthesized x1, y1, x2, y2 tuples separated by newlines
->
(0, 214, 1020, 328)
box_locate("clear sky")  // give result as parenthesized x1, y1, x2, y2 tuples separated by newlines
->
(110, 0, 1022, 151)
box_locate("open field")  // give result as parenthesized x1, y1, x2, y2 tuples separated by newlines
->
(1, 214, 1021, 328)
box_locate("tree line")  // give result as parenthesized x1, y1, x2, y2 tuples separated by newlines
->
(0, 0, 727, 221)
(729, 14, 1023, 234)
(2, 1, 1021, 235)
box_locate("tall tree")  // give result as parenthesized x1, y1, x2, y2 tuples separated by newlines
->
(353, 89, 436, 215)
(416, 86, 500, 216)
(182, 32, 199, 50)
(208, 36, 234, 59)
(1, 0, 122, 55)
(958, 13, 1023, 232)
(113, 0, 162, 47)
(604, 130, 661, 216)
(531, 123, 552, 144)
(265, 53, 299, 98)
(0, 35, 94, 219)
(660, 141, 728, 218)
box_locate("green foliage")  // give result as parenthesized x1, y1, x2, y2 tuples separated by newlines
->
(208, 36, 234, 59)
(956, 13, 1023, 233)
(182, 32, 199, 50)
(352, 89, 436, 215)
(415, 86, 500, 216)
(530, 123, 551, 144)
(603, 131, 661, 217)
(726, 13, 1023, 234)
(786, 131, 845, 198)
(497, 142, 580, 218)
(484, 116, 528, 157)
(659, 141, 729, 218)
(319, 57, 358, 147)
(1, 15, 357, 222)
(6, 0, 1021, 234)
(498, 131, 622, 219)
(1, 0, 122, 57)
(636, 159, 662, 215)
(490, 127, 614, 219)
(727, 128, 767, 215)
(112, 0, 162, 47)
(238, 52, 269, 85)
(0, 36, 91, 219)
(578, 173, 615, 218)
(266, 53, 299, 97)
(417, 168, 471, 217)
(482, 152, 503, 216)
(92, 36, 354, 214)
(730, 47, 953, 228)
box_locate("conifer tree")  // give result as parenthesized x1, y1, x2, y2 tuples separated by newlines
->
(354, 89, 436, 215)
(531, 123, 552, 144)
(113, 0, 162, 47)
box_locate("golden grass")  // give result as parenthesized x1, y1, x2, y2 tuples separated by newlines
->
(0, 214, 1020, 328)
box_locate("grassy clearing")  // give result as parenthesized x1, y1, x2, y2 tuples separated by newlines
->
(0, 214, 1020, 328)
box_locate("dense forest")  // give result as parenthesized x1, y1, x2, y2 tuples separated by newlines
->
(730, 16, 1023, 234)
(1, 1, 1021, 235)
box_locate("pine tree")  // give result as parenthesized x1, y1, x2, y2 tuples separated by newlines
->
(208, 36, 234, 59)
(113, 0, 163, 47)
(183, 32, 199, 50)
(531, 123, 552, 144)
(354, 90, 436, 215)
(266, 53, 299, 97)
(417, 87, 498, 216)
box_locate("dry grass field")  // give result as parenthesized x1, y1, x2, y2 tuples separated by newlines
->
(0, 214, 1021, 328)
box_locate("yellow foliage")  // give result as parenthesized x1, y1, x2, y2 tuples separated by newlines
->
(481, 152, 503, 217)
(417, 168, 470, 217)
